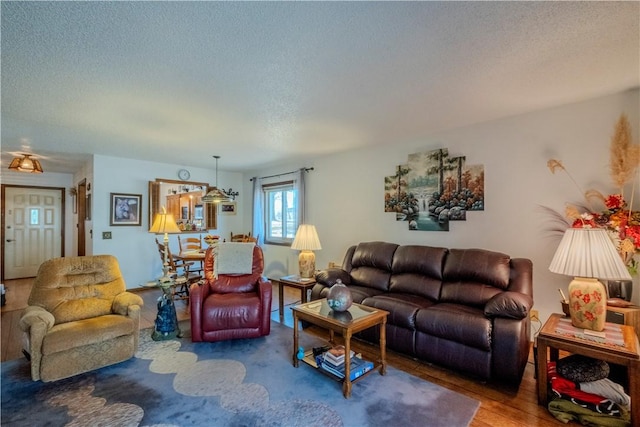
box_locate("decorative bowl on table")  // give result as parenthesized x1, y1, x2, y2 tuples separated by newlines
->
(203, 235, 220, 246)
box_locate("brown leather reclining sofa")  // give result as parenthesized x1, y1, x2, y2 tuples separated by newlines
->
(311, 241, 534, 383)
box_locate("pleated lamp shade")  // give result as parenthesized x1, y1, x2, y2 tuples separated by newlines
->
(549, 228, 631, 280)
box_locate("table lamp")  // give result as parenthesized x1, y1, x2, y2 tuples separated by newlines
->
(549, 227, 631, 331)
(149, 207, 182, 283)
(291, 224, 322, 278)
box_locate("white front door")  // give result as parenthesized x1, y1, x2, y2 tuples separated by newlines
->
(4, 186, 63, 279)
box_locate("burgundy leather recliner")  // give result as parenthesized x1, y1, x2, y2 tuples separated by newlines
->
(189, 245, 272, 342)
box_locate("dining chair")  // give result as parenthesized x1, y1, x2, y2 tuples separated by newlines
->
(178, 234, 202, 251)
(178, 234, 204, 274)
(155, 238, 201, 301)
(230, 231, 251, 242)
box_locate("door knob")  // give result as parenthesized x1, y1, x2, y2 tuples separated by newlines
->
(6, 239, 14, 242)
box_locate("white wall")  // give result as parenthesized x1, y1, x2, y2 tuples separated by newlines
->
(244, 89, 640, 326)
(90, 155, 245, 289)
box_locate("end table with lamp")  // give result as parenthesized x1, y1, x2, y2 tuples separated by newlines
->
(545, 227, 638, 424)
(270, 275, 316, 323)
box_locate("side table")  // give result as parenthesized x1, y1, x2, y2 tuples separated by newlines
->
(143, 279, 182, 340)
(270, 275, 316, 323)
(536, 313, 639, 426)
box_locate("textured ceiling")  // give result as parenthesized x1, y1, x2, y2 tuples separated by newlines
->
(1, 1, 639, 173)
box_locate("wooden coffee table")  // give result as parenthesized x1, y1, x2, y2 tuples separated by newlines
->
(536, 313, 639, 426)
(291, 299, 389, 398)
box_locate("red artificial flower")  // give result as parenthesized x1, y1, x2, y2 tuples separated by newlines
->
(605, 194, 625, 210)
(581, 293, 591, 304)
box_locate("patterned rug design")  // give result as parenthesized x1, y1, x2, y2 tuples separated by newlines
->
(1, 322, 479, 426)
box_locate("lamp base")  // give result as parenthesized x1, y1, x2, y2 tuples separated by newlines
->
(298, 250, 316, 279)
(568, 277, 607, 332)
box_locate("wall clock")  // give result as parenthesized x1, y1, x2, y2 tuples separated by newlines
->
(178, 169, 191, 181)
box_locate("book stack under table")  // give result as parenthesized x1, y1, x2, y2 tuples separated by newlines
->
(314, 345, 374, 381)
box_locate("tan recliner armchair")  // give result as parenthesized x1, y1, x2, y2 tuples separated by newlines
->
(19, 255, 144, 382)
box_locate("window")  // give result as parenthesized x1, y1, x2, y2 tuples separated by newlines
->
(264, 182, 298, 244)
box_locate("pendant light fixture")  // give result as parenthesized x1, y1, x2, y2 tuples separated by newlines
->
(8, 153, 44, 173)
(202, 155, 232, 203)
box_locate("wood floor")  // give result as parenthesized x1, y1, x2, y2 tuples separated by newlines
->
(0, 278, 566, 426)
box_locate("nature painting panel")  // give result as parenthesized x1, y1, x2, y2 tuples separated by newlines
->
(406, 149, 450, 231)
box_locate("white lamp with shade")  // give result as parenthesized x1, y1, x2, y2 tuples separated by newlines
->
(149, 207, 182, 284)
(549, 227, 631, 331)
(291, 224, 322, 278)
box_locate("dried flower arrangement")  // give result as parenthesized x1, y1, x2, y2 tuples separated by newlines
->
(547, 114, 640, 274)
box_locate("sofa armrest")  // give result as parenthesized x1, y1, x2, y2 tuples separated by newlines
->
(315, 268, 352, 287)
(19, 306, 55, 381)
(484, 291, 533, 320)
(112, 292, 144, 316)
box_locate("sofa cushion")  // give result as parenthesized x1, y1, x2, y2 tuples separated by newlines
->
(350, 268, 392, 292)
(202, 293, 261, 331)
(29, 255, 127, 324)
(352, 242, 398, 271)
(389, 245, 446, 300)
(42, 314, 135, 355)
(349, 242, 398, 291)
(440, 282, 503, 308)
(443, 248, 511, 290)
(415, 303, 492, 351)
(363, 294, 434, 330)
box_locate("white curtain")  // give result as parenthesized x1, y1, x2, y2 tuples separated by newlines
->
(252, 177, 265, 246)
(293, 168, 305, 225)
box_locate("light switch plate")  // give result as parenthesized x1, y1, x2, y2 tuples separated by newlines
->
(102, 231, 112, 239)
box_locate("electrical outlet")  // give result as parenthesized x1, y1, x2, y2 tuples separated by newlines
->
(102, 231, 112, 239)
(530, 309, 539, 322)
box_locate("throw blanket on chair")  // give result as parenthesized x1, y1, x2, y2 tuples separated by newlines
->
(213, 242, 256, 278)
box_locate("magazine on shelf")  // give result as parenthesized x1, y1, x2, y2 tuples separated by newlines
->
(317, 356, 374, 381)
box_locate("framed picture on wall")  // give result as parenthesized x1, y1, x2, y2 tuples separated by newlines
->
(220, 201, 237, 215)
(110, 193, 142, 226)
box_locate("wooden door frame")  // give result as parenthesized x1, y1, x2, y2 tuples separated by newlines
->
(77, 180, 87, 256)
(0, 184, 66, 282)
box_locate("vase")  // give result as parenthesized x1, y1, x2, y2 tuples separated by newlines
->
(568, 278, 607, 331)
(327, 279, 352, 312)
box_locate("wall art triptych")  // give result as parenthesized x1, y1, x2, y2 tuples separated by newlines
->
(384, 148, 484, 231)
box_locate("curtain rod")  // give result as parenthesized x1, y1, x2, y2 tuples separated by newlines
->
(249, 167, 314, 181)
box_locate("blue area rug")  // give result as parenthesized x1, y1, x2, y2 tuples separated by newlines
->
(1, 322, 479, 426)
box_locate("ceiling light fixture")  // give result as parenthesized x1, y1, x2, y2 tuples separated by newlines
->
(202, 155, 232, 203)
(8, 153, 44, 173)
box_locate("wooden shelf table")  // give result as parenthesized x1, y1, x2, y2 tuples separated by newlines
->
(536, 313, 639, 426)
(292, 299, 389, 398)
(270, 275, 316, 323)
